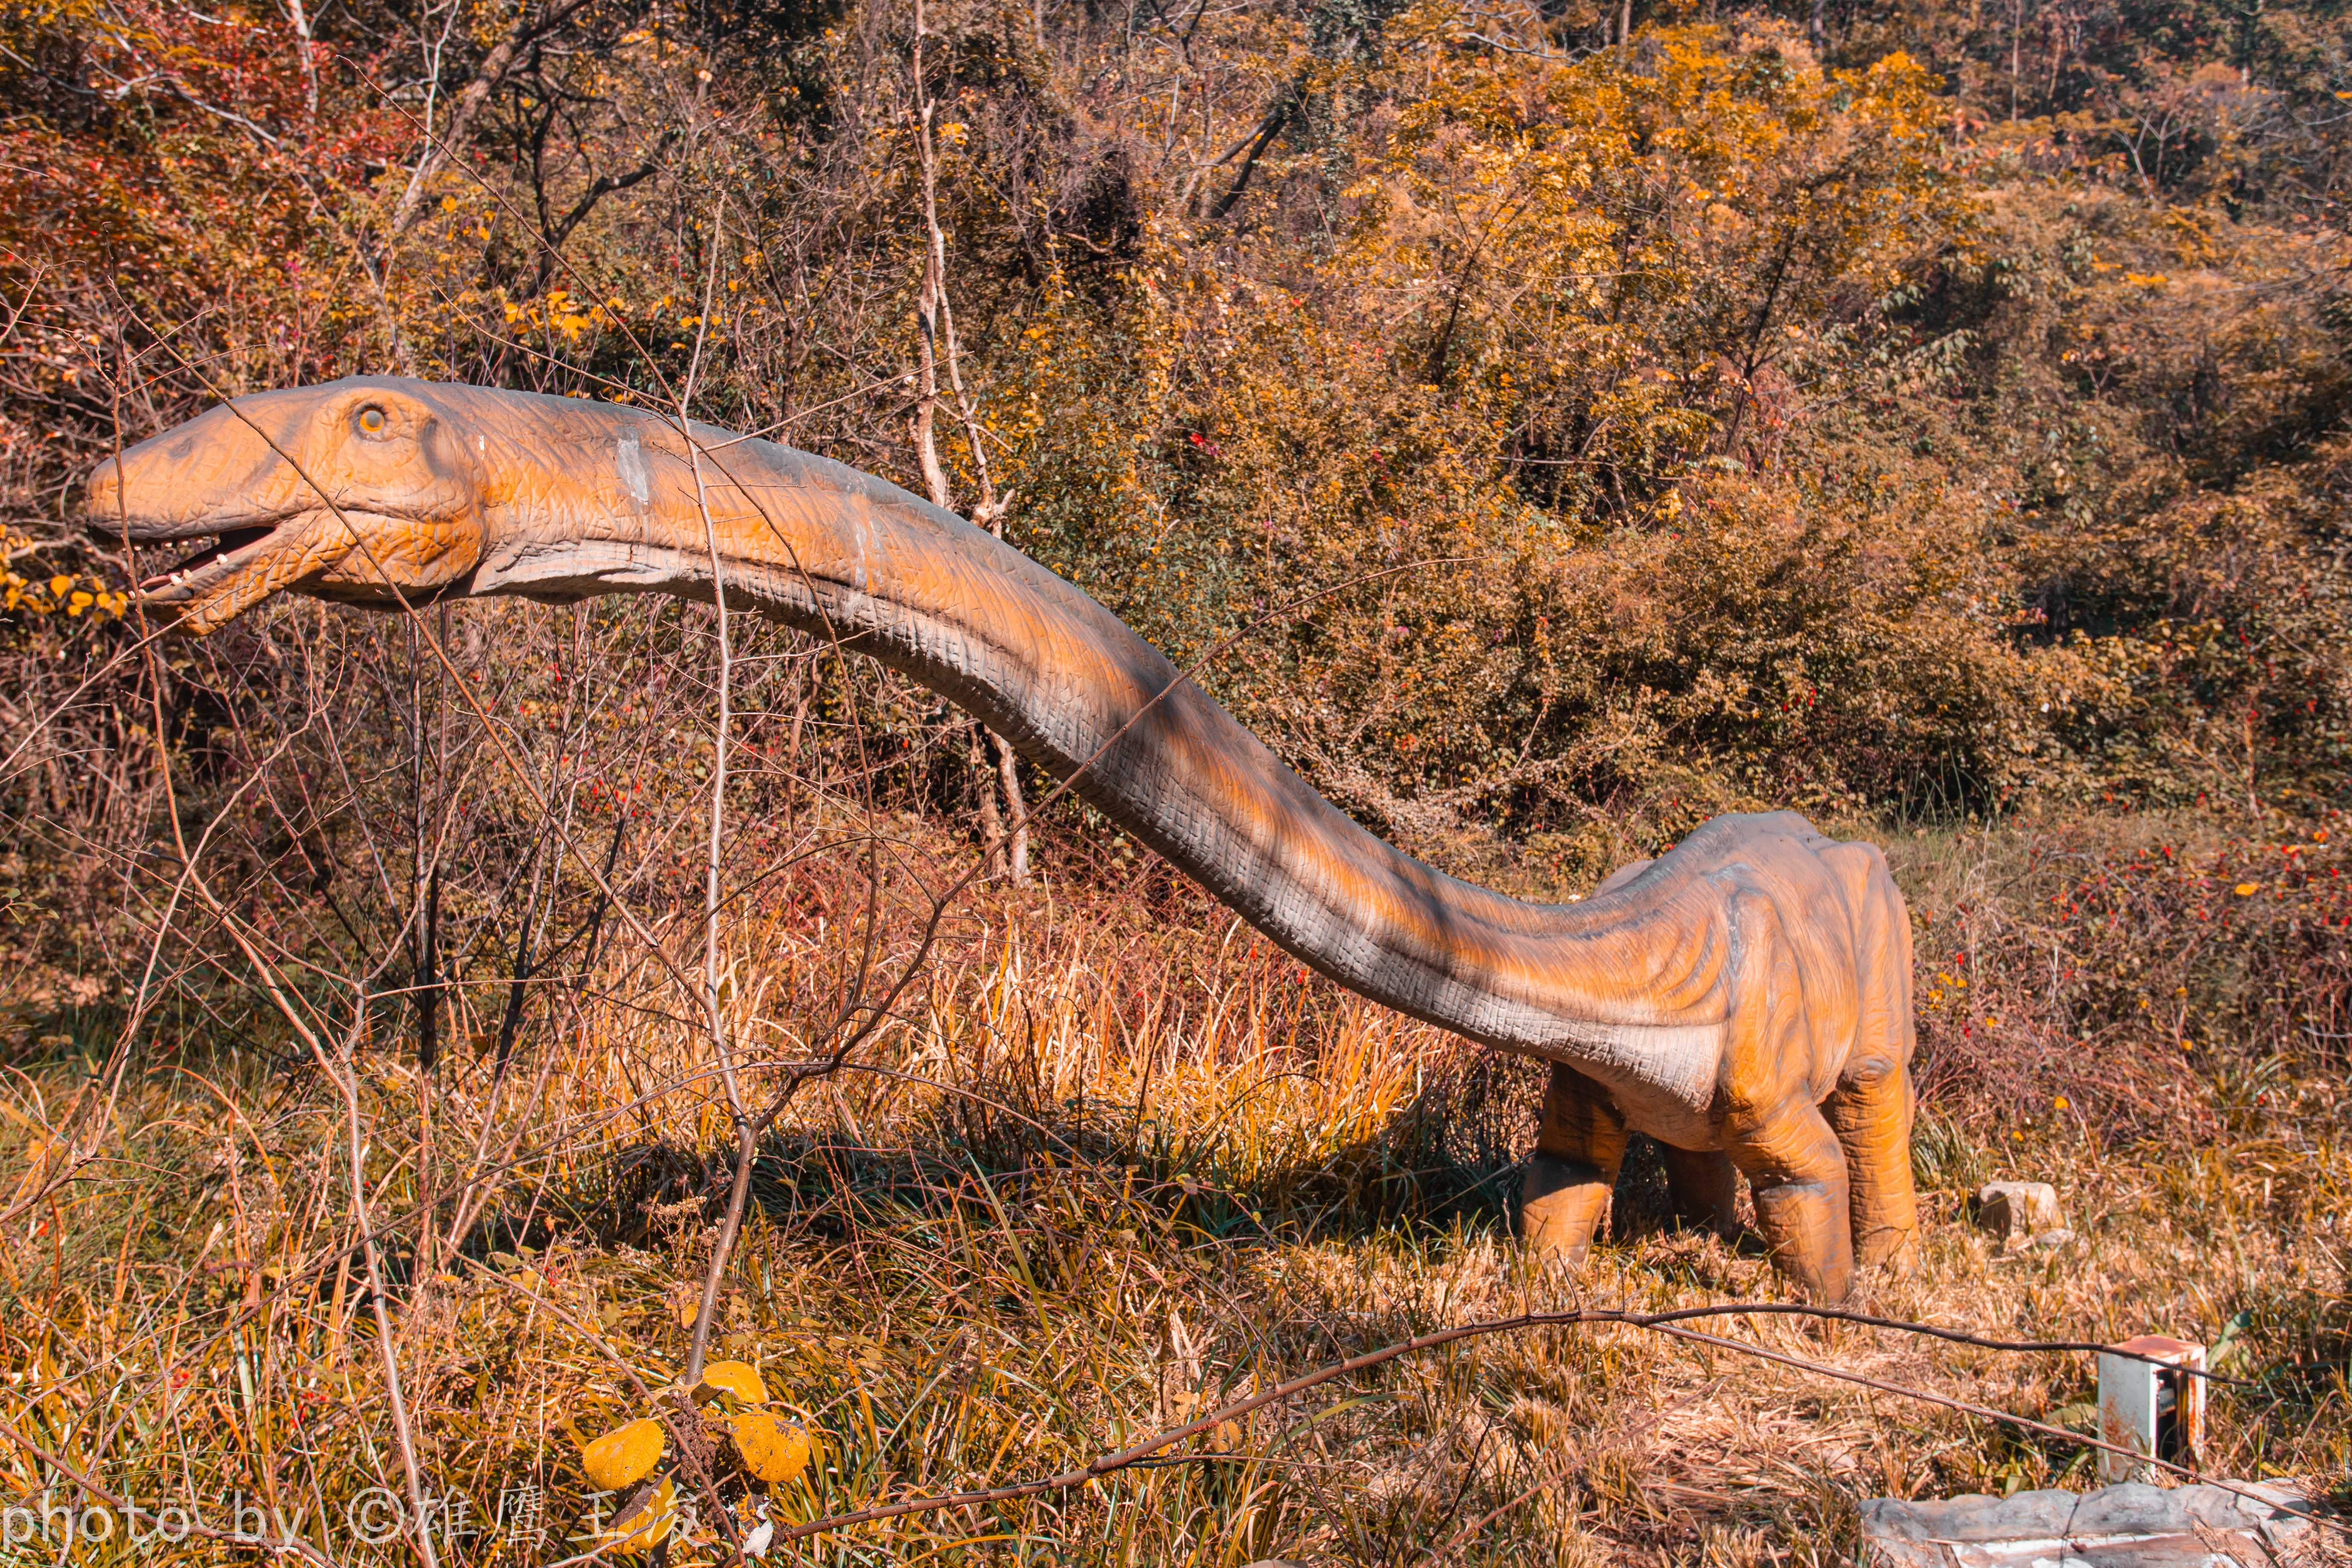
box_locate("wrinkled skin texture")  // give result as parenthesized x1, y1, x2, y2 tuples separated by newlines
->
(86, 376, 1920, 1299)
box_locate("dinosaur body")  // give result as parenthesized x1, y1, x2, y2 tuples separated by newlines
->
(86, 375, 1919, 1299)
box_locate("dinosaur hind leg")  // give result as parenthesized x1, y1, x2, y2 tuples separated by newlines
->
(1660, 1144, 1739, 1239)
(1826, 1058, 1919, 1271)
(1817, 837, 1921, 1274)
(1725, 1101, 1854, 1302)
(1520, 1064, 1626, 1263)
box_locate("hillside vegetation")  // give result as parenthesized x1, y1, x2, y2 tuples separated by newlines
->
(1, 0, 2349, 1559)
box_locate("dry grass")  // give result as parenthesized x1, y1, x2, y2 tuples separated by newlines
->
(2, 810, 2347, 1566)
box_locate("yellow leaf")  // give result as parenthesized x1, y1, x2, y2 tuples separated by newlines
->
(2234, 883, 2259, 896)
(48, 576, 71, 597)
(581, 1418, 666, 1490)
(696, 1360, 767, 1405)
(731, 1412, 814, 1485)
(601, 1476, 675, 1555)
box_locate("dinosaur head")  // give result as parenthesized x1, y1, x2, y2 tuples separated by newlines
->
(84, 376, 491, 635)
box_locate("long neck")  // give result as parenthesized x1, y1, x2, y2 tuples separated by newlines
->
(463, 390, 1723, 1070)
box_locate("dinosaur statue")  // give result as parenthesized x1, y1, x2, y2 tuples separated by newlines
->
(85, 375, 1919, 1301)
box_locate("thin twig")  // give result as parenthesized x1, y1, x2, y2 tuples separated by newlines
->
(680, 200, 759, 1396)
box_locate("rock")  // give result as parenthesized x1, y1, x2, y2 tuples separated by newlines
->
(1976, 1181, 2064, 1245)
(1860, 1480, 2313, 1567)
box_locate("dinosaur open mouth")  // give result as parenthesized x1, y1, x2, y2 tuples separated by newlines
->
(134, 524, 282, 595)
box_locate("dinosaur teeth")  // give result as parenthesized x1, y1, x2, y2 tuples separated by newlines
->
(139, 525, 272, 591)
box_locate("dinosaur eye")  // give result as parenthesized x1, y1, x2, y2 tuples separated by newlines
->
(356, 405, 387, 435)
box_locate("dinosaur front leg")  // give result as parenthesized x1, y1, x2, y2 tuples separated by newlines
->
(1725, 1100, 1854, 1302)
(1660, 1145, 1739, 1239)
(1826, 1058, 1919, 1271)
(1520, 1064, 1627, 1262)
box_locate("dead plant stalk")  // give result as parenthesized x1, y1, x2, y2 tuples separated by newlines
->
(681, 202, 758, 1391)
(911, 0, 1027, 884)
